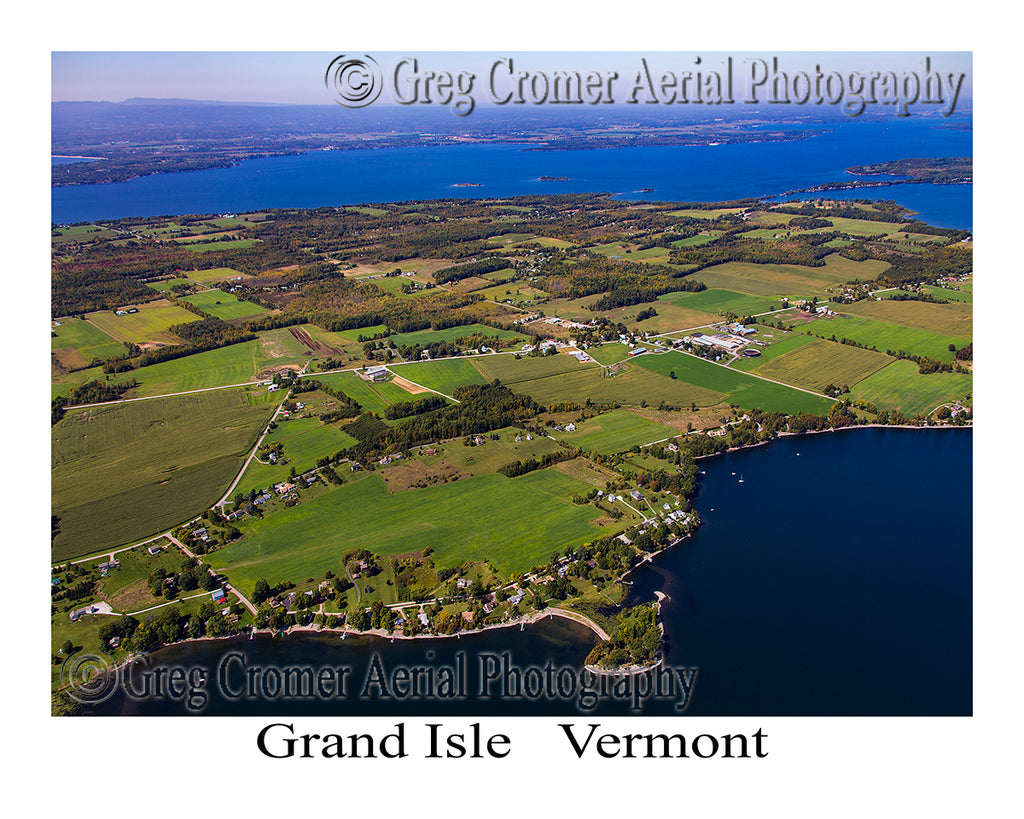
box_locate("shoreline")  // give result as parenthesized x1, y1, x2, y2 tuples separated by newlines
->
(62, 423, 971, 680)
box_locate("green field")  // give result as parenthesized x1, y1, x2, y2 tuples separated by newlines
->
(314, 371, 426, 415)
(922, 285, 972, 304)
(212, 469, 610, 591)
(185, 239, 256, 252)
(672, 233, 719, 247)
(557, 410, 679, 454)
(124, 341, 264, 397)
(589, 343, 633, 365)
(390, 358, 488, 396)
(692, 255, 889, 297)
(185, 267, 248, 285)
(730, 331, 819, 372)
(632, 351, 834, 414)
(389, 323, 528, 348)
(180, 290, 270, 320)
(850, 360, 973, 416)
(668, 207, 744, 219)
(470, 352, 592, 384)
(235, 417, 358, 496)
(52, 389, 278, 560)
(146, 278, 195, 293)
(801, 314, 969, 363)
(657, 288, 782, 317)
(751, 338, 893, 391)
(51, 318, 127, 366)
(839, 298, 972, 337)
(86, 301, 200, 346)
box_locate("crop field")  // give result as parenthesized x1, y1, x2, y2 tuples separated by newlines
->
(413, 426, 562, 477)
(801, 315, 969, 363)
(501, 362, 726, 409)
(307, 324, 388, 343)
(692, 255, 888, 297)
(118, 341, 264, 397)
(212, 469, 611, 590)
(850, 360, 973, 416)
(557, 410, 679, 454)
(390, 358, 488, 396)
(86, 299, 200, 346)
(751, 338, 892, 391)
(236, 417, 358, 495)
(668, 207, 744, 219)
(180, 289, 270, 320)
(52, 389, 278, 561)
(658, 288, 783, 317)
(730, 331, 818, 371)
(186, 239, 256, 252)
(51, 318, 127, 365)
(839, 298, 972, 337)
(184, 267, 250, 284)
(672, 233, 720, 247)
(389, 323, 528, 348)
(632, 351, 834, 414)
(470, 352, 591, 384)
(314, 371, 425, 415)
(254, 328, 314, 372)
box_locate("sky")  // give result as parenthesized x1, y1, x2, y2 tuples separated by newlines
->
(52, 51, 972, 107)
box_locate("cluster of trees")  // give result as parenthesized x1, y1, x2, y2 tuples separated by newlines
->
(770, 200, 908, 223)
(873, 244, 973, 288)
(585, 604, 662, 668)
(667, 231, 840, 272)
(539, 257, 705, 306)
(433, 257, 511, 285)
(499, 446, 582, 477)
(384, 394, 447, 419)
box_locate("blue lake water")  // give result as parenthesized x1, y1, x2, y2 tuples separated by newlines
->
(51, 118, 972, 228)
(87, 428, 971, 717)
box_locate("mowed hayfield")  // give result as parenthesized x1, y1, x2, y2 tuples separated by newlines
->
(235, 417, 357, 496)
(557, 410, 679, 453)
(52, 389, 278, 561)
(86, 299, 200, 346)
(730, 331, 819, 372)
(51, 318, 127, 367)
(180, 289, 270, 321)
(211, 469, 611, 591)
(850, 360, 973, 416)
(658, 288, 783, 317)
(183, 267, 251, 285)
(801, 314, 969, 363)
(749, 337, 893, 392)
(839, 297, 972, 338)
(693, 255, 890, 297)
(632, 351, 834, 414)
(390, 358, 488, 396)
(922, 285, 972, 304)
(389, 323, 528, 348)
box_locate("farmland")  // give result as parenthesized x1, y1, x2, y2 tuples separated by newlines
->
(850, 360, 973, 416)
(52, 388, 278, 561)
(180, 289, 270, 320)
(800, 314, 969, 363)
(750, 338, 893, 392)
(51, 318, 127, 367)
(211, 469, 614, 592)
(557, 410, 679, 454)
(85, 299, 200, 346)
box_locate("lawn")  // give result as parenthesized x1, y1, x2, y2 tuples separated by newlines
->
(180, 290, 270, 320)
(51, 318, 127, 366)
(52, 388, 278, 561)
(850, 360, 973, 416)
(589, 343, 633, 365)
(86, 299, 201, 346)
(801, 314, 970, 363)
(212, 469, 612, 591)
(557, 409, 679, 454)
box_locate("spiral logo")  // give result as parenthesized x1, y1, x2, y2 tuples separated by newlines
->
(325, 55, 383, 108)
(61, 652, 118, 705)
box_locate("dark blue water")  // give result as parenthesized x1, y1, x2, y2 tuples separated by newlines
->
(86, 428, 971, 716)
(51, 118, 971, 228)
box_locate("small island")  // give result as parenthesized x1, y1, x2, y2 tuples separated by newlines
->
(539, 175, 569, 182)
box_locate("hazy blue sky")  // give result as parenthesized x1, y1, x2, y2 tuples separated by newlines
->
(52, 51, 971, 106)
